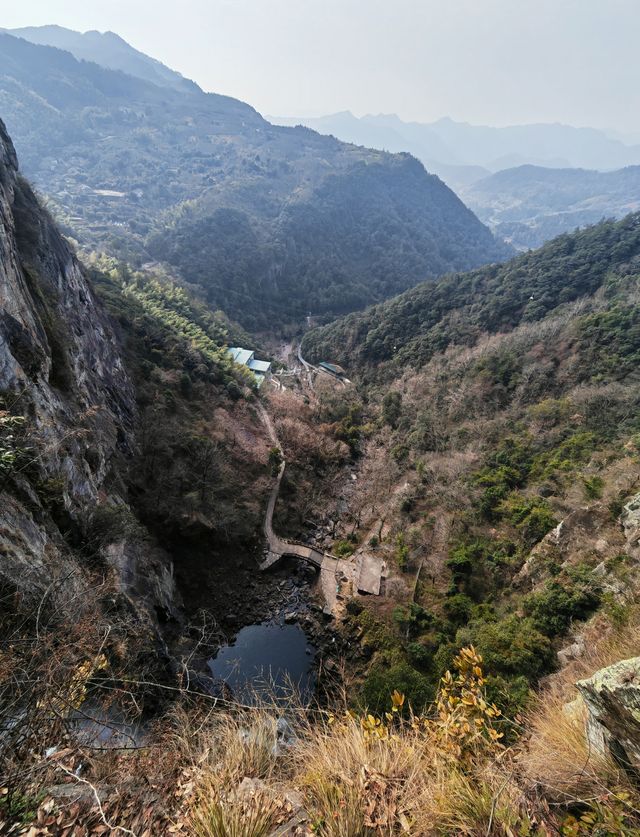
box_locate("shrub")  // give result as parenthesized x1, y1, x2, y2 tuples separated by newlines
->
(391, 442, 409, 463)
(333, 539, 355, 558)
(0, 411, 28, 478)
(608, 491, 628, 521)
(267, 447, 283, 476)
(443, 593, 474, 627)
(523, 578, 601, 637)
(446, 540, 488, 588)
(393, 603, 435, 638)
(484, 674, 531, 726)
(88, 504, 143, 546)
(395, 532, 409, 570)
(474, 438, 532, 520)
(382, 390, 402, 428)
(360, 659, 434, 713)
(407, 639, 435, 669)
(400, 495, 414, 514)
(582, 474, 604, 499)
(499, 494, 557, 546)
(225, 380, 243, 400)
(528, 398, 572, 428)
(456, 614, 554, 681)
(530, 431, 598, 481)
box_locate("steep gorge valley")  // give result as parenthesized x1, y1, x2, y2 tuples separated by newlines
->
(1, 24, 640, 837)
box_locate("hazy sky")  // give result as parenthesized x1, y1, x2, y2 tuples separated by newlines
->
(3, 0, 640, 134)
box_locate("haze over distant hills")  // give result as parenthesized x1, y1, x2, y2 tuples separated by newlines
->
(0, 29, 508, 330)
(1, 24, 198, 92)
(462, 164, 640, 250)
(272, 111, 640, 250)
(271, 111, 640, 188)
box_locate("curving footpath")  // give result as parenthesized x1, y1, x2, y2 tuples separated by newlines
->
(296, 342, 316, 393)
(257, 402, 328, 570)
(256, 402, 378, 614)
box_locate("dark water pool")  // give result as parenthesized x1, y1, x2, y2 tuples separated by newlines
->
(208, 621, 316, 704)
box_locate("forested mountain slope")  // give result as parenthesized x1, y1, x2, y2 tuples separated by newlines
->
(303, 215, 640, 373)
(462, 163, 640, 250)
(0, 32, 509, 330)
(303, 215, 640, 715)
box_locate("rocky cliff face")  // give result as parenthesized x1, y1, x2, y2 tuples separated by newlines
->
(0, 118, 177, 627)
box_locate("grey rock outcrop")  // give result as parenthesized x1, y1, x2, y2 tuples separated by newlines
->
(0, 117, 178, 624)
(0, 119, 134, 505)
(577, 657, 640, 772)
(514, 505, 626, 591)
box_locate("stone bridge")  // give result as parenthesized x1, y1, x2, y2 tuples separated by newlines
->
(259, 539, 326, 571)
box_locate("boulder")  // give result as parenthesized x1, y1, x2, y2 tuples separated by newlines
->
(557, 637, 585, 666)
(577, 656, 640, 772)
(237, 776, 268, 798)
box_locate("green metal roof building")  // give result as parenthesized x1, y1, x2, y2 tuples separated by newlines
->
(228, 347, 272, 387)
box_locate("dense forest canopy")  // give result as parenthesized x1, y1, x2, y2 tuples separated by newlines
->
(302, 214, 640, 375)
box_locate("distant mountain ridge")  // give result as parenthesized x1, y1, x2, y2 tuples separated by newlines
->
(270, 111, 640, 190)
(0, 30, 509, 330)
(270, 111, 489, 190)
(461, 164, 640, 250)
(1, 24, 199, 92)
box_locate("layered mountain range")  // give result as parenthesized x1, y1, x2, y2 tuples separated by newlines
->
(0, 30, 509, 330)
(462, 163, 640, 250)
(272, 111, 640, 186)
(273, 111, 640, 251)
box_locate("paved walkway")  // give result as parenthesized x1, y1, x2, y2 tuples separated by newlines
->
(256, 402, 383, 612)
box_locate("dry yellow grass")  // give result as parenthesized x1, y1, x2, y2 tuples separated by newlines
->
(189, 786, 284, 837)
(176, 705, 537, 835)
(173, 635, 640, 835)
(523, 606, 640, 805)
(169, 703, 288, 789)
(523, 686, 620, 799)
(176, 649, 542, 836)
(9, 631, 640, 835)
(291, 710, 529, 836)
